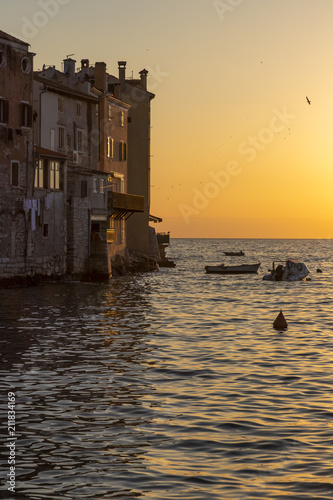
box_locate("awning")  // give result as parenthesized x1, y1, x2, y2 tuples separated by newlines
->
(149, 214, 162, 223)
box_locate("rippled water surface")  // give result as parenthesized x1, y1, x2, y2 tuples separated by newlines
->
(1, 238, 333, 499)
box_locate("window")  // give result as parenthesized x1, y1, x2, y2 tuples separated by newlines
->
(81, 180, 88, 198)
(21, 57, 31, 74)
(100, 178, 105, 193)
(20, 102, 32, 127)
(58, 97, 64, 112)
(67, 133, 73, 151)
(77, 129, 83, 151)
(35, 160, 43, 188)
(34, 159, 48, 188)
(108, 105, 112, 121)
(119, 141, 127, 161)
(0, 51, 6, 68)
(93, 178, 98, 193)
(50, 128, 55, 150)
(11, 162, 19, 187)
(107, 137, 113, 158)
(43, 224, 49, 238)
(50, 161, 60, 190)
(58, 126, 65, 149)
(76, 101, 82, 116)
(120, 112, 124, 126)
(0, 99, 9, 124)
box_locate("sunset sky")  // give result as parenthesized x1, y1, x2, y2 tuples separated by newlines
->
(5, 0, 333, 238)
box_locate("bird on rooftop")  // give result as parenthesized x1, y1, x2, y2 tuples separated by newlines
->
(306, 96, 311, 105)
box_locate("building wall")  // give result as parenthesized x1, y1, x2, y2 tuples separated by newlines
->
(120, 83, 153, 256)
(0, 33, 34, 279)
(34, 66, 100, 277)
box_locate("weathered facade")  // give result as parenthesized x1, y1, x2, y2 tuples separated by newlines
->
(109, 62, 155, 258)
(33, 59, 100, 277)
(82, 60, 146, 275)
(0, 31, 34, 280)
(0, 29, 155, 283)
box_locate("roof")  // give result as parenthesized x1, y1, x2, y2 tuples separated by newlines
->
(34, 146, 68, 159)
(34, 73, 99, 102)
(149, 214, 163, 223)
(0, 30, 29, 46)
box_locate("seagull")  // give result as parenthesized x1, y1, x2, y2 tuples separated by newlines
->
(306, 96, 311, 105)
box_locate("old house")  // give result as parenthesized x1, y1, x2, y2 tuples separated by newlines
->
(33, 58, 100, 277)
(108, 62, 155, 260)
(0, 31, 34, 281)
(81, 60, 145, 275)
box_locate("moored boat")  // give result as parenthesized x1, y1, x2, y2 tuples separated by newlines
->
(205, 263, 260, 274)
(224, 251, 245, 256)
(263, 260, 309, 281)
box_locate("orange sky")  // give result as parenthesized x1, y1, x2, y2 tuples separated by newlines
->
(5, 0, 333, 238)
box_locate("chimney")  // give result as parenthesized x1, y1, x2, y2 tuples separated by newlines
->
(118, 61, 126, 82)
(63, 58, 76, 76)
(139, 69, 148, 90)
(81, 59, 89, 70)
(94, 62, 107, 92)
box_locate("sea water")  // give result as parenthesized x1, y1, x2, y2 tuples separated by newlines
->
(1, 238, 333, 499)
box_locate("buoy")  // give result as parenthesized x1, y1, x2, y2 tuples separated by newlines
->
(317, 268, 322, 273)
(273, 309, 288, 330)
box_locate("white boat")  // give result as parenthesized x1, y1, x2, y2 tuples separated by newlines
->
(205, 263, 260, 274)
(263, 260, 309, 281)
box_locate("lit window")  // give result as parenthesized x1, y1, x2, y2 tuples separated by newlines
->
(120, 112, 124, 126)
(107, 137, 113, 158)
(93, 178, 98, 193)
(100, 178, 105, 193)
(108, 105, 112, 121)
(34, 160, 45, 188)
(50, 161, 60, 190)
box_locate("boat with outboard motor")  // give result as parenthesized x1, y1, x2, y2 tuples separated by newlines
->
(263, 259, 309, 281)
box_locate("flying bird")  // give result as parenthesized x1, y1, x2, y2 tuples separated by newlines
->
(306, 96, 311, 105)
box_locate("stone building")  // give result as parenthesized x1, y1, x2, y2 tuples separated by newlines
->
(0, 31, 34, 280)
(108, 62, 155, 259)
(80, 60, 145, 275)
(33, 58, 100, 277)
(0, 30, 154, 283)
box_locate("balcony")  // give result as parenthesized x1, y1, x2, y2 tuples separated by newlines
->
(108, 191, 145, 220)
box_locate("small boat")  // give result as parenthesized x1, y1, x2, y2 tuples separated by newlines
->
(224, 251, 245, 256)
(263, 260, 309, 281)
(205, 263, 260, 274)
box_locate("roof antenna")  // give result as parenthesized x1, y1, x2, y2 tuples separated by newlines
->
(66, 53, 75, 59)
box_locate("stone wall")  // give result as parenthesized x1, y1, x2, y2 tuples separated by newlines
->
(67, 196, 91, 275)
